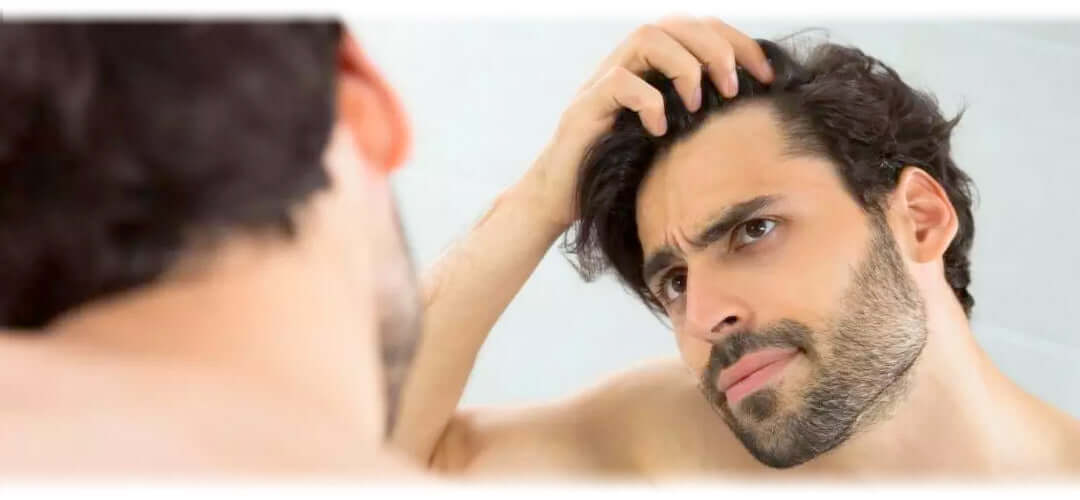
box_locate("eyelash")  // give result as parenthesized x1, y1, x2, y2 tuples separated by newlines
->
(731, 218, 778, 250)
(651, 268, 684, 307)
(650, 218, 779, 307)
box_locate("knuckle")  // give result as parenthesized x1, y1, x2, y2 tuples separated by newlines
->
(685, 62, 703, 80)
(656, 14, 691, 28)
(630, 24, 662, 44)
(703, 17, 730, 31)
(715, 44, 737, 67)
(605, 66, 634, 84)
(623, 92, 645, 110)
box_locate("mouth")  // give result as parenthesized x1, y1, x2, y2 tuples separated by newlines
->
(716, 348, 800, 407)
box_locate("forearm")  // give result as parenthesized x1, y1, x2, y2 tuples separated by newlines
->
(390, 167, 569, 463)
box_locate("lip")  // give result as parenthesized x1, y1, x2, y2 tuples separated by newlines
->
(716, 348, 799, 404)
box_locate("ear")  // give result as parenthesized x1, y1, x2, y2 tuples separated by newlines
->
(889, 166, 958, 263)
(337, 33, 412, 173)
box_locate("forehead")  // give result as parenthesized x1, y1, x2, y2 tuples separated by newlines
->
(635, 103, 851, 251)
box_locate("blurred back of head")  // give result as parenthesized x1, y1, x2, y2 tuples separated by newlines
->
(0, 22, 343, 328)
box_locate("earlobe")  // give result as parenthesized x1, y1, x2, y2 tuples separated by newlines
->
(895, 167, 958, 264)
(336, 34, 412, 173)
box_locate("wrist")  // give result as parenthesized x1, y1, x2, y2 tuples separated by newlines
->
(505, 165, 575, 237)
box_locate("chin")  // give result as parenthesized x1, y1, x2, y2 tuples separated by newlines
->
(719, 383, 852, 470)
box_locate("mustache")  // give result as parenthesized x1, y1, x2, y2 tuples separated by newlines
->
(703, 319, 813, 386)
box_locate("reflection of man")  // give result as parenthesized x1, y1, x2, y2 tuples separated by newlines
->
(0, 22, 423, 476)
(393, 17, 1080, 479)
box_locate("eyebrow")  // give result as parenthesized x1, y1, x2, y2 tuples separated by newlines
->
(688, 195, 778, 249)
(641, 249, 678, 289)
(640, 194, 779, 285)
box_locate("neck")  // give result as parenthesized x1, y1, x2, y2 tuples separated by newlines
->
(34, 219, 388, 463)
(803, 284, 1072, 479)
(52, 234, 371, 367)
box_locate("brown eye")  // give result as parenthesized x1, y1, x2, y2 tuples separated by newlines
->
(668, 273, 686, 295)
(657, 271, 687, 304)
(735, 219, 776, 246)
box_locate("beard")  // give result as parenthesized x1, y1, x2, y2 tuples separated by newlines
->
(699, 213, 928, 469)
(376, 208, 423, 437)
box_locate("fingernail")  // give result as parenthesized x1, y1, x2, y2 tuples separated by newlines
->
(727, 71, 739, 97)
(690, 85, 702, 112)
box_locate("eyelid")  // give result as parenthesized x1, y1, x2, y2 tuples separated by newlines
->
(730, 217, 779, 249)
(709, 211, 769, 250)
(649, 269, 673, 304)
(647, 266, 672, 295)
(650, 267, 683, 305)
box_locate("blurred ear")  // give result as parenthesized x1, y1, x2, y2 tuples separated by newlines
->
(890, 166, 958, 263)
(337, 33, 411, 173)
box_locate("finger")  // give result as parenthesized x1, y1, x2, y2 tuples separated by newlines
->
(618, 24, 704, 112)
(587, 66, 667, 136)
(703, 18, 774, 84)
(656, 16, 740, 98)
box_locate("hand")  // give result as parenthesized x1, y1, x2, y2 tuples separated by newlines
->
(523, 16, 775, 230)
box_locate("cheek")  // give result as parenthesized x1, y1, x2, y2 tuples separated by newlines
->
(675, 330, 711, 378)
(756, 221, 867, 328)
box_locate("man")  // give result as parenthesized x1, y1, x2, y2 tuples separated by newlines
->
(391, 17, 1080, 479)
(0, 22, 422, 476)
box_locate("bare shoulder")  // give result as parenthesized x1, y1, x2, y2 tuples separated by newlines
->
(588, 358, 756, 476)
(436, 358, 749, 478)
(0, 334, 62, 406)
(1052, 409, 1080, 473)
(595, 357, 701, 393)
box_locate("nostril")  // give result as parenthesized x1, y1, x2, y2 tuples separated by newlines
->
(710, 315, 739, 334)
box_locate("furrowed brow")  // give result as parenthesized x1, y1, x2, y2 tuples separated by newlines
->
(688, 195, 778, 249)
(642, 247, 678, 286)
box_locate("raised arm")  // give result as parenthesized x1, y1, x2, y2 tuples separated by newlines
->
(389, 16, 775, 473)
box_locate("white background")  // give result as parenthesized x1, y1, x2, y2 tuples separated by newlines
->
(355, 18, 1080, 417)
(1, 3, 1077, 494)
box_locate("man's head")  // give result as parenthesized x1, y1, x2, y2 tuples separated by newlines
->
(0, 22, 419, 436)
(569, 39, 976, 467)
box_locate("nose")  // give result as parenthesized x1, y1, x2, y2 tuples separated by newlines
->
(683, 268, 752, 344)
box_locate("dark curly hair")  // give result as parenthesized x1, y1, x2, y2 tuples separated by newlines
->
(567, 38, 976, 316)
(0, 22, 342, 328)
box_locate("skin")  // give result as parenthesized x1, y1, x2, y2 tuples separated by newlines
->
(392, 17, 1080, 481)
(0, 33, 425, 478)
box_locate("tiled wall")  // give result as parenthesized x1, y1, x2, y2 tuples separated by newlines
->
(356, 19, 1080, 417)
